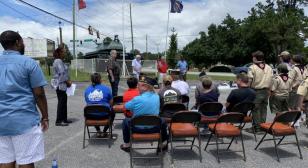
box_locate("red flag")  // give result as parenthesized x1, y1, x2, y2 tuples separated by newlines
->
(78, 0, 86, 10)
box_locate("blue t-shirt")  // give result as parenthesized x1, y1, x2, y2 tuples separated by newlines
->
(0, 50, 47, 136)
(125, 91, 160, 118)
(84, 84, 112, 116)
(176, 60, 188, 73)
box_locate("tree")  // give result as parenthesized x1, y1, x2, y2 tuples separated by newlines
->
(167, 33, 178, 68)
(77, 52, 84, 59)
(62, 43, 73, 63)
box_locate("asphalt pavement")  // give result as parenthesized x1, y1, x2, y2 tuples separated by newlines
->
(36, 80, 308, 168)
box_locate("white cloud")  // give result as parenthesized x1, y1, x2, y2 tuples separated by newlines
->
(0, 0, 307, 55)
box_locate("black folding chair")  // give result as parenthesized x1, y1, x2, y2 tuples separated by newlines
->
(204, 112, 246, 163)
(129, 115, 163, 168)
(160, 103, 186, 123)
(198, 102, 223, 125)
(231, 102, 256, 141)
(112, 96, 124, 120)
(255, 111, 302, 162)
(181, 95, 190, 109)
(83, 105, 113, 148)
(169, 111, 202, 163)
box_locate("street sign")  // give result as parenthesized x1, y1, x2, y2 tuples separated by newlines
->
(70, 40, 80, 42)
(84, 39, 93, 42)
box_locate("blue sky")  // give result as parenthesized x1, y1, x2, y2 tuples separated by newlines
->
(0, 0, 307, 53)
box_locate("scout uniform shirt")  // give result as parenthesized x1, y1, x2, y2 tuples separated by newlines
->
(297, 78, 308, 101)
(289, 65, 308, 89)
(247, 63, 273, 89)
(271, 74, 292, 97)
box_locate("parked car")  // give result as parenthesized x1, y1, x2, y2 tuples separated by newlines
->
(209, 66, 232, 73)
(232, 63, 252, 74)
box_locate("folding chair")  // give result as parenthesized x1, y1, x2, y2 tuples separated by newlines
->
(181, 95, 190, 109)
(169, 111, 202, 163)
(199, 102, 223, 125)
(130, 115, 163, 168)
(204, 112, 246, 163)
(231, 102, 256, 141)
(83, 105, 113, 149)
(255, 111, 302, 162)
(160, 103, 186, 123)
(112, 96, 124, 120)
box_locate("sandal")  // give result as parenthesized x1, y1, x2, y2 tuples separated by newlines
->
(120, 144, 131, 152)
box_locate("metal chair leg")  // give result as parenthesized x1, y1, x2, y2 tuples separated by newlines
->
(159, 137, 163, 167)
(273, 135, 280, 162)
(108, 124, 112, 148)
(255, 132, 267, 150)
(294, 132, 303, 159)
(83, 124, 86, 149)
(240, 132, 246, 161)
(226, 137, 235, 150)
(204, 133, 213, 151)
(130, 139, 133, 168)
(198, 132, 202, 163)
(190, 137, 196, 150)
(277, 136, 285, 145)
(87, 126, 90, 138)
(215, 136, 220, 163)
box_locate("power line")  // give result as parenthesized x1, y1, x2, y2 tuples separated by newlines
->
(15, 0, 108, 37)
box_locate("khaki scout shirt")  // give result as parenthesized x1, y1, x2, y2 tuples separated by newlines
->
(271, 75, 292, 97)
(248, 63, 273, 89)
(297, 78, 308, 100)
(289, 65, 308, 89)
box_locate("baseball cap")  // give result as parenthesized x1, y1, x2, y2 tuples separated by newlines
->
(139, 76, 157, 86)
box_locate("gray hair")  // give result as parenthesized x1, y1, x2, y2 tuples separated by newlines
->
(110, 50, 117, 55)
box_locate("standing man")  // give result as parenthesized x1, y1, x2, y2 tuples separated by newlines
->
(176, 55, 188, 81)
(247, 51, 273, 132)
(132, 54, 142, 80)
(157, 56, 168, 87)
(107, 50, 122, 97)
(278, 51, 292, 71)
(0, 30, 48, 168)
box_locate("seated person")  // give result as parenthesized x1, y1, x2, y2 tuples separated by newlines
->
(195, 74, 220, 109)
(198, 77, 219, 105)
(225, 73, 256, 112)
(84, 73, 115, 136)
(121, 76, 168, 152)
(123, 76, 140, 117)
(158, 75, 181, 108)
(171, 70, 189, 95)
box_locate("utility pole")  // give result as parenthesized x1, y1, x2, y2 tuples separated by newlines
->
(146, 34, 148, 58)
(72, 0, 77, 77)
(58, 21, 63, 45)
(129, 3, 134, 55)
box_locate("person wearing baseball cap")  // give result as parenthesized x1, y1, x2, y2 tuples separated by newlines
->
(121, 76, 168, 152)
(158, 75, 181, 111)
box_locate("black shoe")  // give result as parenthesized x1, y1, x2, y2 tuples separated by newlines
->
(55, 122, 69, 126)
(64, 120, 73, 124)
(157, 144, 168, 153)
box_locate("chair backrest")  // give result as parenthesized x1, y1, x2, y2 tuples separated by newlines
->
(113, 96, 123, 104)
(181, 95, 190, 103)
(84, 105, 111, 118)
(198, 102, 223, 117)
(274, 111, 301, 125)
(171, 111, 201, 123)
(131, 115, 161, 127)
(216, 112, 245, 124)
(160, 103, 186, 118)
(231, 102, 255, 116)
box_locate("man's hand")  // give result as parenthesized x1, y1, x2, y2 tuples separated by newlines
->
(41, 119, 49, 132)
(66, 80, 72, 87)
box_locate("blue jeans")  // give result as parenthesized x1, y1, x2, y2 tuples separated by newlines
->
(108, 76, 120, 97)
(122, 118, 168, 143)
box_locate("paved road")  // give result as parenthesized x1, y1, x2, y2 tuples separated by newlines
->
(37, 80, 308, 168)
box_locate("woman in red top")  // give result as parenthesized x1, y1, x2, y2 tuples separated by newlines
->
(123, 77, 139, 117)
(157, 56, 168, 87)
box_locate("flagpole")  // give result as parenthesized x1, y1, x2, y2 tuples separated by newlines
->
(164, 1, 170, 58)
(73, 0, 77, 77)
(122, 0, 126, 77)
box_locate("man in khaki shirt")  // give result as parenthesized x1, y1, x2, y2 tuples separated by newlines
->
(247, 51, 273, 131)
(269, 64, 292, 114)
(289, 55, 308, 109)
(297, 78, 308, 127)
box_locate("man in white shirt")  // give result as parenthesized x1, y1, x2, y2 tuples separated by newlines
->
(171, 70, 189, 95)
(132, 55, 142, 80)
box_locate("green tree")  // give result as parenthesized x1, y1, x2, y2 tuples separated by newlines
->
(167, 33, 178, 68)
(77, 52, 84, 59)
(62, 43, 73, 63)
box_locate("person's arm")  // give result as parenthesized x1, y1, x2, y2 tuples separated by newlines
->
(107, 60, 115, 82)
(33, 86, 48, 132)
(247, 66, 254, 87)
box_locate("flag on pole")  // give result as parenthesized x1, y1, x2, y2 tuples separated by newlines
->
(78, 0, 86, 10)
(170, 0, 183, 13)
